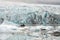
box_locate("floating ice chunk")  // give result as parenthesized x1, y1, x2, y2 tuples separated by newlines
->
(0, 21, 18, 32)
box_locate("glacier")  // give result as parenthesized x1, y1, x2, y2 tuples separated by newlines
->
(0, 2, 60, 40)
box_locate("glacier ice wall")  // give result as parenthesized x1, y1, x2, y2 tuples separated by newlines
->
(0, 5, 60, 26)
